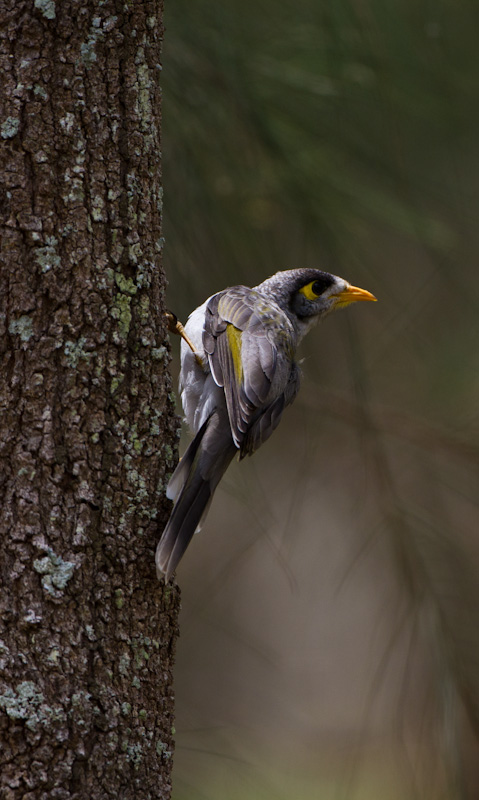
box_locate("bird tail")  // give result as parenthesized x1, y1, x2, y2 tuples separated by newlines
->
(156, 412, 236, 581)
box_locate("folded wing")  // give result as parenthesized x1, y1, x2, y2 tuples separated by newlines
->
(203, 286, 300, 457)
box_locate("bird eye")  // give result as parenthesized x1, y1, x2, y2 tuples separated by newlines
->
(299, 278, 330, 301)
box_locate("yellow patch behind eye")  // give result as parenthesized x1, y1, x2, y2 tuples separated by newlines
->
(299, 281, 321, 301)
(226, 324, 243, 382)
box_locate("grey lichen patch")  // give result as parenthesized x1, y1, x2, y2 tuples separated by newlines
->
(91, 194, 106, 222)
(128, 242, 142, 266)
(0, 681, 66, 730)
(126, 167, 140, 190)
(137, 61, 153, 133)
(132, 645, 149, 670)
(71, 690, 91, 707)
(156, 740, 172, 759)
(85, 624, 96, 641)
(1, 117, 20, 139)
(34, 237, 61, 273)
(128, 634, 156, 673)
(114, 589, 124, 609)
(9, 315, 33, 342)
(34, 150, 48, 163)
(47, 648, 60, 664)
(150, 420, 161, 437)
(33, 548, 75, 596)
(111, 274, 138, 341)
(103, 15, 118, 33)
(144, 408, 163, 446)
(115, 273, 138, 295)
(34, 0, 56, 19)
(126, 468, 148, 503)
(23, 609, 42, 626)
(79, 15, 117, 68)
(60, 112, 75, 133)
(151, 346, 167, 362)
(110, 375, 124, 394)
(124, 421, 144, 458)
(119, 653, 131, 677)
(64, 337, 92, 368)
(107, 732, 119, 752)
(80, 25, 102, 68)
(0, 640, 11, 672)
(163, 444, 174, 466)
(61, 222, 73, 238)
(134, 261, 152, 289)
(34, 84, 48, 100)
(138, 293, 150, 323)
(63, 171, 85, 205)
(121, 702, 131, 716)
(125, 741, 144, 768)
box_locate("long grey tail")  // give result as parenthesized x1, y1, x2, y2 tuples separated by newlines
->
(156, 412, 236, 582)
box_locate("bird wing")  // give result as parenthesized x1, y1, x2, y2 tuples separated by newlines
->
(203, 286, 299, 454)
(240, 362, 300, 458)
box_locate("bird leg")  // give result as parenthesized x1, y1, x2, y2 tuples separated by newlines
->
(164, 310, 204, 367)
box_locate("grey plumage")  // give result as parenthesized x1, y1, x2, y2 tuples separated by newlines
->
(156, 268, 376, 581)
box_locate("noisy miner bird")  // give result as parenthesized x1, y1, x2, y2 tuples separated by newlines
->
(156, 268, 376, 581)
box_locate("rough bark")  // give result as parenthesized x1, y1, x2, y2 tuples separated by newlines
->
(0, 1, 180, 798)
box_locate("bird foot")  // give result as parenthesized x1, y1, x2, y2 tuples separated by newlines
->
(164, 310, 204, 367)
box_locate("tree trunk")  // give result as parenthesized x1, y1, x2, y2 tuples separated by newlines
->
(0, 1, 180, 798)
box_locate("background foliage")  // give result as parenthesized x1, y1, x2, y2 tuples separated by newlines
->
(163, 1, 479, 797)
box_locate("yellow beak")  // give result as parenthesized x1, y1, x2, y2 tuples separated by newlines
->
(333, 284, 377, 309)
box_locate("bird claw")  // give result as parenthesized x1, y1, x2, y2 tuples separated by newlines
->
(164, 310, 204, 367)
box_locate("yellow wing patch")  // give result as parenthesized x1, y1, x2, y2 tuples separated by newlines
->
(226, 324, 243, 383)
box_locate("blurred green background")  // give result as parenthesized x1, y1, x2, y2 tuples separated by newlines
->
(162, 0, 479, 797)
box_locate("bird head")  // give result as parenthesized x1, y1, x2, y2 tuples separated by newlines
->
(257, 268, 376, 339)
